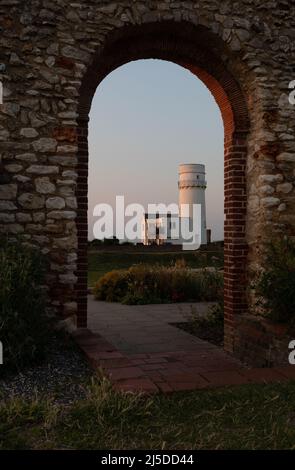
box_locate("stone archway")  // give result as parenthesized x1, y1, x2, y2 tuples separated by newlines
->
(1, 1, 294, 366)
(76, 21, 250, 354)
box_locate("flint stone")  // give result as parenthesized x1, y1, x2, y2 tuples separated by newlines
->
(16, 213, 32, 223)
(16, 153, 37, 162)
(18, 193, 45, 209)
(0, 201, 17, 210)
(258, 174, 283, 184)
(20, 128, 39, 138)
(261, 197, 280, 208)
(47, 210, 76, 220)
(32, 138, 57, 153)
(61, 45, 90, 62)
(277, 153, 295, 162)
(27, 165, 59, 175)
(276, 182, 293, 194)
(35, 177, 56, 194)
(59, 273, 78, 284)
(0, 213, 15, 223)
(0, 184, 17, 200)
(5, 164, 23, 173)
(46, 197, 66, 209)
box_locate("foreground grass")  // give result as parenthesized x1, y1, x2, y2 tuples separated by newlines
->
(88, 248, 224, 286)
(1, 379, 295, 450)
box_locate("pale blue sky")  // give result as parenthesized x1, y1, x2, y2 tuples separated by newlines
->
(88, 59, 224, 241)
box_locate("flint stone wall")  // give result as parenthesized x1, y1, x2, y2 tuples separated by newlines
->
(0, 0, 295, 364)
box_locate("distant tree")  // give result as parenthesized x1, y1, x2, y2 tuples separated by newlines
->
(89, 239, 103, 247)
(103, 236, 119, 246)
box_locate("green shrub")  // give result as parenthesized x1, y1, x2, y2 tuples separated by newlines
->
(191, 298, 224, 330)
(93, 263, 223, 305)
(255, 237, 295, 323)
(176, 291, 224, 346)
(197, 269, 224, 301)
(0, 237, 51, 374)
(93, 269, 128, 302)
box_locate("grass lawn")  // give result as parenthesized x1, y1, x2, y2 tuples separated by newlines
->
(1, 378, 295, 450)
(88, 247, 224, 286)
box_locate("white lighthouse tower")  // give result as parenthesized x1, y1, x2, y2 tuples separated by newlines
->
(178, 164, 207, 245)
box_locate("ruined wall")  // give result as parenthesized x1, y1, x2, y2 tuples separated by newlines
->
(0, 0, 294, 362)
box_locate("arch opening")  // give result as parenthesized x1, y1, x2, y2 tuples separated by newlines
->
(76, 21, 250, 354)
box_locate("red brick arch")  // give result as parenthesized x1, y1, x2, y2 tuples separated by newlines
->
(76, 21, 250, 353)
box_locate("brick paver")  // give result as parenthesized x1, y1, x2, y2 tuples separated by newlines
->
(72, 297, 295, 393)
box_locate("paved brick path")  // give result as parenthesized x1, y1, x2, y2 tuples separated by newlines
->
(73, 297, 295, 393)
(87, 297, 216, 354)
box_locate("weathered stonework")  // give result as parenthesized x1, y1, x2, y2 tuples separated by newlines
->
(0, 0, 294, 365)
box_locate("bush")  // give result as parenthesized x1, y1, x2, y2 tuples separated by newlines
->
(93, 263, 223, 305)
(190, 298, 224, 331)
(255, 237, 295, 324)
(177, 296, 224, 346)
(0, 237, 51, 374)
(93, 270, 128, 302)
(102, 237, 119, 246)
(88, 239, 102, 247)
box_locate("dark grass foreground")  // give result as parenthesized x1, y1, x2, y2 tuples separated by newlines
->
(1, 378, 295, 450)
